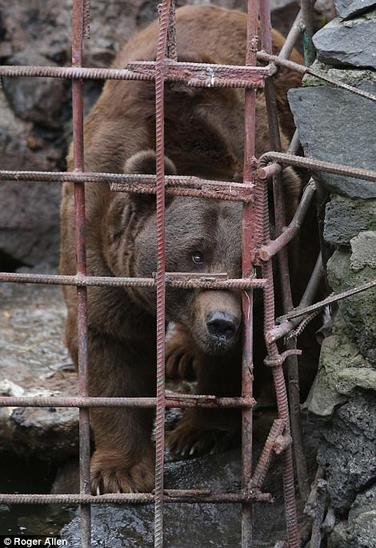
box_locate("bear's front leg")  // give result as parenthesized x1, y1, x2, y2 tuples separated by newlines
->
(168, 347, 242, 457)
(87, 331, 156, 494)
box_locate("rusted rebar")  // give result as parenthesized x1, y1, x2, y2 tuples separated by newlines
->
(0, 271, 267, 289)
(0, 395, 256, 409)
(0, 490, 273, 505)
(71, 1, 91, 546)
(0, 61, 273, 88)
(257, 51, 376, 103)
(240, 2, 259, 546)
(258, 179, 316, 262)
(154, 2, 171, 545)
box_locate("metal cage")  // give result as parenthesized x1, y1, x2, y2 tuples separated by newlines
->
(1, 1, 376, 546)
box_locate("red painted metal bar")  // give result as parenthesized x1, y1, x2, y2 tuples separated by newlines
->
(154, 2, 171, 545)
(71, 2, 91, 546)
(241, 1, 259, 546)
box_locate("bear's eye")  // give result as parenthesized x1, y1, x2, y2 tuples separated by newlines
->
(191, 251, 204, 265)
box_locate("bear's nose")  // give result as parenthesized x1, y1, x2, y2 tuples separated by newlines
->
(206, 311, 239, 342)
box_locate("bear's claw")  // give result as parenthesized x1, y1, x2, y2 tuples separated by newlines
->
(165, 323, 198, 380)
(90, 449, 154, 494)
(167, 415, 237, 457)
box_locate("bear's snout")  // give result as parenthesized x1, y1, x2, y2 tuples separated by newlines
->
(206, 311, 239, 346)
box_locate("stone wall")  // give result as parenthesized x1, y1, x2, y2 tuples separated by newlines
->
(288, 2, 376, 546)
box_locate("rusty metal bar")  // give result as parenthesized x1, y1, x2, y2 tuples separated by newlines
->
(260, 3, 301, 544)
(259, 152, 376, 181)
(259, 179, 316, 262)
(0, 491, 273, 505)
(240, 1, 259, 546)
(268, 254, 323, 343)
(71, 1, 91, 546)
(278, 10, 303, 60)
(154, 2, 171, 545)
(0, 395, 256, 409)
(0, 61, 273, 88)
(0, 271, 267, 289)
(278, 278, 376, 322)
(257, 51, 376, 103)
(250, 419, 285, 490)
(0, 169, 253, 203)
(287, 129, 301, 156)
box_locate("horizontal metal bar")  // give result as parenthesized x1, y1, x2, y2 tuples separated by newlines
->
(0, 395, 256, 409)
(0, 272, 266, 289)
(0, 169, 252, 191)
(0, 170, 254, 203)
(277, 279, 376, 323)
(128, 60, 275, 88)
(0, 60, 274, 88)
(0, 490, 273, 505)
(258, 152, 376, 183)
(259, 179, 316, 261)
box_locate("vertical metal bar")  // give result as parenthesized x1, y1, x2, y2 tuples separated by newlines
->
(154, 1, 171, 546)
(72, 2, 91, 547)
(260, 0, 310, 504)
(241, 1, 259, 546)
(260, 2, 302, 543)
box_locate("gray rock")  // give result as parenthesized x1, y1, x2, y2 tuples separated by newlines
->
(288, 86, 376, 198)
(2, 50, 65, 128)
(313, 13, 376, 69)
(0, 90, 61, 269)
(350, 230, 376, 270)
(335, 0, 376, 19)
(318, 391, 376, 514)
(329, 485, 376, 547)
(327, 245, 376, 363)
(305, 322, 376, 417)
(324, 196, 376, 246)
(61, 448, 308, 547)
(0, 283, 78, 461)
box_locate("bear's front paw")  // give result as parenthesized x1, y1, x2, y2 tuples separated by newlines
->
(167, 412, 238, 457)
(165, 323, 198, 381)
(91, 449, 155, 494)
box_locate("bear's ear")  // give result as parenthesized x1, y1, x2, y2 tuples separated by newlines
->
(124, 149, 177, 211)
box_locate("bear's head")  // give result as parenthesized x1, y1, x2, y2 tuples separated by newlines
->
(106, 150, 244, 356)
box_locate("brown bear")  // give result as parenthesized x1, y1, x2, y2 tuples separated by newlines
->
(60, 5, 306, 494)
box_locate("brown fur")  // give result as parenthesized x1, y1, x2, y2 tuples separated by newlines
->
(60, 5, 308, 494)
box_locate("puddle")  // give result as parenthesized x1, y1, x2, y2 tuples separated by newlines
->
(0, 454, 74, 536)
